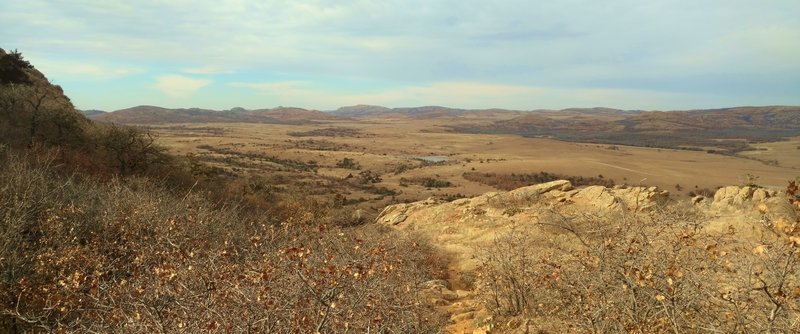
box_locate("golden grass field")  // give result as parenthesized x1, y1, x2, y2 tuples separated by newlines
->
(149, 119, 799, 213)
(739, 136, 800, 170)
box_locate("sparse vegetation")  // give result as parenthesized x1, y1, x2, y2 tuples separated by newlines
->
(197, 144, 318, 172)
(743, 173, 762, 188)
(393, 163, 413, 175)
(287, 138, 352, 151)
(355, 170, 382, 184)
(335, 157, 361, 170)
(463, 171, 614, 191)
(288, 127, 365, 137)
(400, 177, 453, 188)
(439, 193, 467, 202)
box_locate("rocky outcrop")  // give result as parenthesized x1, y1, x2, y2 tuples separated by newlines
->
(504, 179, 573, 200)
(377, 181, 797, 233)
(374, 180, 798, 334)
(376, 180, 671, 228)
(374, 180, 679, 281)
(711, 185, 795, 222)
(713, 186, 776, 206)
(376, 197, 443, 226)
(569, 185, 670, 211)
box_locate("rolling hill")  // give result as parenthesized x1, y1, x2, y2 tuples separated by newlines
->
(92, 105, 349, 124)
(88, 100, 800, 155)
(332, 104, 523, 119)
(449, 106, 800, 154)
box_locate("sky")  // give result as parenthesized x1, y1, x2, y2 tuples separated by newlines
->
(1, 0, 799, 111)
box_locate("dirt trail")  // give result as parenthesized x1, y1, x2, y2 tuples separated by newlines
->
(441, 264, 486, 334)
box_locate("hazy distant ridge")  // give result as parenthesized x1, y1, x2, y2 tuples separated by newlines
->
(92, 105, 347, 124)
(91, 104, 800, 145)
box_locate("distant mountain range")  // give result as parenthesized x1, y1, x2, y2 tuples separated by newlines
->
(449, 105, 800, 154)
(462, 105, 800, 133)
(85, 104, 800, 131)
(331, 104, 523, 119)
(82, 104, 800, 154)
(86, 105, 347, 124)
(83, 104, 642, 123)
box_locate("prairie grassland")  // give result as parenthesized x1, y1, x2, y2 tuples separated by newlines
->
(148, 119, 798, 213)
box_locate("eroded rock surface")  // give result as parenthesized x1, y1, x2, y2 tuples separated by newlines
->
(375, 180, 796, 333)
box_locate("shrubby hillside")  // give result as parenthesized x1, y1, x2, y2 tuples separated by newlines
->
(0, 150, 444, 332)
(0, 49, 176, 179)
(0, 49, 447, 332)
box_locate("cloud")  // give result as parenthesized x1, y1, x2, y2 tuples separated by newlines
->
(228, 80, 715, 111)
(181, 66, 235, 75)
(228, 81, 308, 91)
(671, 25, 800, 71)
(154, 75, 212, 98)
(3, 0, 799, 109)
(26, 57, 143, 79)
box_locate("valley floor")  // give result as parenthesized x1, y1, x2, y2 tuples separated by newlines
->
(149, 120, 797, 206)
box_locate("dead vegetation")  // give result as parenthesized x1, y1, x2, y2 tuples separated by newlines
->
(0, 52, 447, 332)
(478, 203, 800, 333)
(0, 148, 447, 333)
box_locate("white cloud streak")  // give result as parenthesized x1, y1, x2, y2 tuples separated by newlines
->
(154, 75, 212, 98)
(26, 57, 143, 79)
(181, 66, 235, 75)
(230, 80, 720, 111)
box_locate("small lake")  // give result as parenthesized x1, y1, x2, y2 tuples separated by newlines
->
(417, 155, 448, 163)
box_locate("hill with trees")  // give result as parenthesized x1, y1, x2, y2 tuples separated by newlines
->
(449, 106, 800, 154)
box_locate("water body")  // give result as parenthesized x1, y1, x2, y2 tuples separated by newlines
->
(417, 155, 448, 163)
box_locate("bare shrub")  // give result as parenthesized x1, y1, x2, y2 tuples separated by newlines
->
(478, 226, 540, 316)
(400, 177, 453, 188)
(477, 204, 800, 332)
(0, 148, 446, 333)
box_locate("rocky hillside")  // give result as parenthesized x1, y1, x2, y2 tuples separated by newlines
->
(376, 180, 799, 333)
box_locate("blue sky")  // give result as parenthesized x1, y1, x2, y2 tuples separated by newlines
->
(2, 0, 799, 111)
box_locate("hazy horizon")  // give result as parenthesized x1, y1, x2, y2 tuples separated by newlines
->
(85, 103, 799, 114)
(2, 1, 799, 111)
